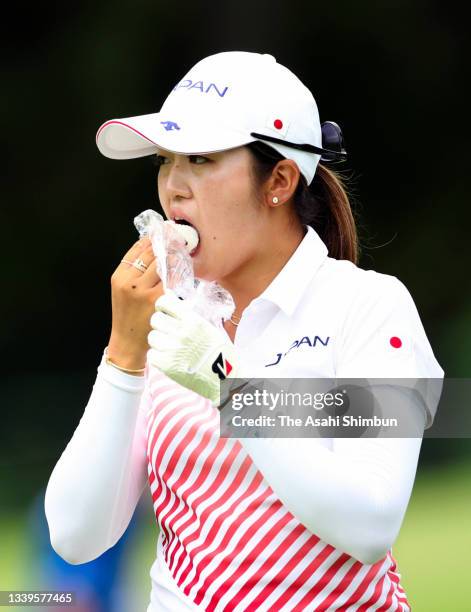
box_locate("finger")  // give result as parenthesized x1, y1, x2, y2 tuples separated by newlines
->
(148, 348, 164, 369)
(148, 329, 182, 351)
(138, 260, 162, 289)
(119, 237, 152, 269)
(120, 244, 161, 285)
(150, 311, 181, 333)
(155, 290, 190, 319)
(137, 246, 163, 287)
(148, 348, 174, 371)
(120, 242, 155, 269)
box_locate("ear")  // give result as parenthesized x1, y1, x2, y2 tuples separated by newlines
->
(264, 159, 300, 207)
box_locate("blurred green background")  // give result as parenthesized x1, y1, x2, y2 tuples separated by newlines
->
(1, 0, 470, 610)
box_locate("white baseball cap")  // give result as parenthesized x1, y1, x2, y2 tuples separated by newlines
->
(96, 51, 326, 184)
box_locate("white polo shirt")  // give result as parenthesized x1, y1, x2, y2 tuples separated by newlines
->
(224, 224, 444, 428)
(45, 223, 443, 612)
(141, 225, 440, 610)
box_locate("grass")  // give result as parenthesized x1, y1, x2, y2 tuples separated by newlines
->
(392, 460, 471, 611)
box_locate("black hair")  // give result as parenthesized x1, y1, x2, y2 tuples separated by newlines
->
(246, 141, 360, 264)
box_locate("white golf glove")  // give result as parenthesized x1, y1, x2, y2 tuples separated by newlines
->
(147, 290, 239, 406)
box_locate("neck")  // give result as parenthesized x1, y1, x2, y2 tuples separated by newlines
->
(219, 222, 306, 318)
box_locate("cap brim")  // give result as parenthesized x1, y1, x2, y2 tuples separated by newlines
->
(96, 113, 253, 159)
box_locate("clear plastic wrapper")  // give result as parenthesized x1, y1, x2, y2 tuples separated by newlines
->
(134, 209, 235, 327)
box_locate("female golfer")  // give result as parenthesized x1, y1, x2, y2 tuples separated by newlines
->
(45, 51, 444, 611)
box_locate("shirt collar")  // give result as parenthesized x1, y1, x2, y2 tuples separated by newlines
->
(253, 225, 329, 317)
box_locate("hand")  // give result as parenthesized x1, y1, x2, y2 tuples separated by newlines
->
(147, 290, 239, 405)
(108, 237, 164, 370)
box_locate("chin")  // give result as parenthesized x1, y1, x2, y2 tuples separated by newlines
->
(193, 261, 218, 283)
(193, 252, 234, 285)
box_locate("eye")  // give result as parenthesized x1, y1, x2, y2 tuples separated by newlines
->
(189, 155, 209, 164)
(153, 154, 170, 167)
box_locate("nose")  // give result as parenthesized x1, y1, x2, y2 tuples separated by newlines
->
(163, 159, 192, 201)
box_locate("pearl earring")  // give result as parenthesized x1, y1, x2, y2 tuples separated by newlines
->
(272, 196, 279, 204)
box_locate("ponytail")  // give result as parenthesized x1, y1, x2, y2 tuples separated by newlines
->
(296, 164, 359, 264)
(247, 142, 360, 265)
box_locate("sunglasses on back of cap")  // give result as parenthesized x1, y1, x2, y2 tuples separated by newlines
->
(251, 121, 347, 163)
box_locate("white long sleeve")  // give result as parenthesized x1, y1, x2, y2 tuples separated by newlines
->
(44, 349, 148, 564)
(238, 389, 427, 565)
